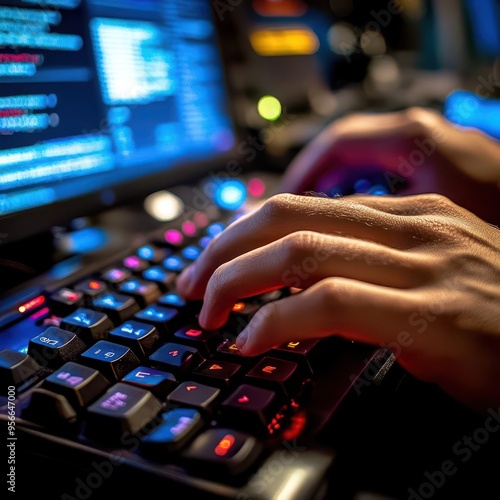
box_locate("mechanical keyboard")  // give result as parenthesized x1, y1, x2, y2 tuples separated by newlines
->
(0, 206, 386, 499)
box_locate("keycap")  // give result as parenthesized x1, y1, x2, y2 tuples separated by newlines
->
(134, 305, 179, 335)
(167, 381, 220, 415)
(215, 339, 258, 366)
(162, 255, 187, 273)
(219, 384, 279, 434)
(123, 366, 177, 399)
(158, 292, 186, 309)
(48, 288, 84, 316)
(245, 357, 301, 397)
(181, 245, 201, 261)
(80, 340, 140, 381)
(118, 279, 161, 307)
(140, 408, 203, 455)
(92, 292, 140, 325)
(74, 279, 108, 299)
(136, 244, 168, 264)
(0, 349, 41, 392)
(60, 307, 113, 345)
(42, 361, 111, 410)
(23, 388, 78, 430)
(205, 222, 225, 238)
(85, 382, 162, 443)
(123, 255, 149, 273)
(182, 428, 263, 477)
(142, 266, 176, 291)
(108, 321, 162, 358)
(101, 267, 131, 285)
(28, 327, 87, 369)
(173, 324, 221, 356)
(193, 360, 242, 390)
(270, 338, 322, 375)
(149, 343, 204, 376)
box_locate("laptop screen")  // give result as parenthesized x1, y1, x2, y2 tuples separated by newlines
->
(0, 0, 235, 219)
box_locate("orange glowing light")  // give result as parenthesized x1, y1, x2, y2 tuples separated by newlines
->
(89, 281, 101, 290)
(214, 434, 235, 456)
(250, 27, 319, 56)
(232, 302, 245, 312)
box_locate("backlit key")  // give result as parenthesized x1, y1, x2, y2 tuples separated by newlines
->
(60, 308, 113, 345)
(123, 366, 177, 399)
(149, 343, 203, 375)
(167, 381, 220, 415)
(108, 321, 161, 358)
(92, 292, 140, 325)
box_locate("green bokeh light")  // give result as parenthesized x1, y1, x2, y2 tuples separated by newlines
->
(257, 95, 282, 121)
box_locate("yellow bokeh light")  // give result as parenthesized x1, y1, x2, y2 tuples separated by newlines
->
(257, 95, 282, 121)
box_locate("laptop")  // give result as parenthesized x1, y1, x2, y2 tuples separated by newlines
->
(0, 1, 393, 498)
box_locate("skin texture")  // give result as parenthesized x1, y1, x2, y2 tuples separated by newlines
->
(176, 108, 500, 412)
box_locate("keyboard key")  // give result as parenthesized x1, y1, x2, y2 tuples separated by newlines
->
(173, 324, 221, 356)
(60, 308, 113, 345)
(42, 361, 111, 410)
(162, 255, 187, 273)
(48, 288, 84, 317)
(92, 292, 140, 325)
(101, 267, 131, 285)
(85, 382, 162, 443)
(149, 343, 204, 376)
(167, 381, 220, 415)
(205, 222, 225, 238)
(80, 340, 140, 381)
(136, 244, 168, 264)
(28, 327, 87, 369)
(158, 292, 186, 308)
(193, 360, 242, 389)
(134, 305, 179, 335)
(140, 408, 203, 455)
(0, 349, 41, 392)
(108, 321, 162, 358)
(182, 428, 263, 477)
(245, 357, 302, 398)
(270, 338, 322, 375)
(74, 279, 108, 299)
(215, 339, 258, 366)
(181, 245, 201, 261)
(23, 388, 78, 430)
(123, 366, 177, 399)
(118, 279, 161, 307)
(219, 384, 279, 434)
(123, 255, 149, 273)
(142, 266, 176, 291)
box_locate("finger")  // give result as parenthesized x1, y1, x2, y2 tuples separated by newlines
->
(198, 230, 431, 330)
(177, 193, 429, 300)
(234, 277, 420, 356)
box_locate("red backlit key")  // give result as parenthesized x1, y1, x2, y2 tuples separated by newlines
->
(167, 381, 220, 415)
(182, 428, 263, 477)
(173, 324, 221, 356)
(245, 356, 301, 397)
(49, 288, 84, 317)
(193, 360, 242, 389)
(149, 342, 204, 375)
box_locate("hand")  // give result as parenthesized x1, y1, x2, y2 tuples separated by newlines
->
(177, 193, 500, 411)
(279, 107, 500, 224)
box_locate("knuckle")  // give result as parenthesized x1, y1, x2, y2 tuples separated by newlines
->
(207, 262, 234, 296)
(314, 278, 350, 309)
(259, 193, 298, 220)
(280, 231, 318, 264)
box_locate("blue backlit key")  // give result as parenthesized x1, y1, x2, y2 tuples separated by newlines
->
(92, 292, 140, 325)
(135, 305, 179, 334)
(158, 292, 186, 308)
(205, 222, 225, 238)
(60, 307, 113, 345)
(140, 408, 203, 455)
(162, 255, 187, 273)
(149, 342, 203, 375)
(80, 340, 140, 381)
(28, 327, 87, 369)
(181, 245, 201, 262)
(137, 244, 168, 264)
(123, 366, 177, 398)
(118, 278, 161, 307)
(142, 266, 176, 291)
(108, 320, 162, 358)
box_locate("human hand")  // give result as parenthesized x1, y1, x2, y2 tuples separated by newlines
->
(177, 193, 500, 411)
(279, 107, 500, 224)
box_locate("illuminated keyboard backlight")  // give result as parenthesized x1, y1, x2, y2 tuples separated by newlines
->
(214, 434, 235, 456)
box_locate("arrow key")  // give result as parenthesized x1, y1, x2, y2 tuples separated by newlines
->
(122, 366, 177, 399)
(167, 381, 220, 415)
(193, 360, 242, 390)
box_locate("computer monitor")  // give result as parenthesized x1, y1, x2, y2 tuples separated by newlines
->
(0, 0, 237, 243)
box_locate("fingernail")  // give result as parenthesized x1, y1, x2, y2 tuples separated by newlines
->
(236, 328, 249, 353)
(177, 263, 195, 293)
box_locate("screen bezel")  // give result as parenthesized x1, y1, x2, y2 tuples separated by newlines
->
(0, 4, 244, 246)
